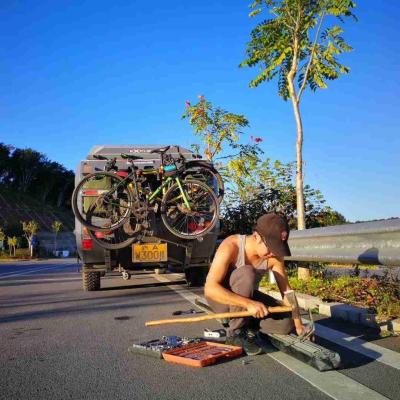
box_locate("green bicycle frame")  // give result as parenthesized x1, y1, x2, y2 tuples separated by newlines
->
(92, 172, 191, 211)
(148, 176, 191, 210)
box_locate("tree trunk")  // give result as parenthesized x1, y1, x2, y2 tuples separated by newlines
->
(290, 99, 310, 281)
(287, 30, 309, 281)
(291, 98, 306, 230)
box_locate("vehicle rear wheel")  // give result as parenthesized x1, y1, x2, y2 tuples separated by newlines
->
(82, 271, 101, 291)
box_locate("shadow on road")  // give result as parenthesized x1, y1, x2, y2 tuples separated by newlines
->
(99, 280, 187, 291)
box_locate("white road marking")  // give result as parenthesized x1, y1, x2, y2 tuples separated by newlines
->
(0, 277, 82, 284)
(264, 349, 389, 400)
(154, 273, 394, 400)
(314, 323, 400, 371)
(0, 264, 75, 279)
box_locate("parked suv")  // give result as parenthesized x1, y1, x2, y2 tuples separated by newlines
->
(74, 144, 220, 291)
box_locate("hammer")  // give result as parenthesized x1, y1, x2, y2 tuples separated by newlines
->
(145, 305, 292, 327)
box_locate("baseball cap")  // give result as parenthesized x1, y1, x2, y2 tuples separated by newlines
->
(255, 213, 291, 258)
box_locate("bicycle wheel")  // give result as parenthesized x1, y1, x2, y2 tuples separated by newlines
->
(86, 204, 142, 250)
(182, 162, 224, 204)
(161, 179, 219, 240)
(72, 171, 135, 232)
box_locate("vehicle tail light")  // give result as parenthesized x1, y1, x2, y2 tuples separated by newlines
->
(82, 190, 99, 196)
(82, 239, 93, 250)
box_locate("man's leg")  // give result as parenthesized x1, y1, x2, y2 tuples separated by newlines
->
(206, 265, 257, 337)
(253, 291, 295, 335)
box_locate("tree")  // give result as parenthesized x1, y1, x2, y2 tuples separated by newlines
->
(182, 95, 250, 161)
(221, 155, 345, 236)
(240, 0, 356, 230)
(51, 220, 63, 253)
(0, 143, 13, 184)
(7, 236, 17, 257)
(21, 220, 40, 258)
(10, 148, 45, 193)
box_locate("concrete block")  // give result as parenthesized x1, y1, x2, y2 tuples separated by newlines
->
(297, 293, 322, 310)
(379, 321, 392, 332)
(390, 318, 400, 332)
(328, 303, 354, 321)
(319, 302, 344, 317)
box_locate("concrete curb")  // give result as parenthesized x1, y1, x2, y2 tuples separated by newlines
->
(259, 288, 400, 333)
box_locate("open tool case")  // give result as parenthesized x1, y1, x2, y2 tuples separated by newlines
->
(128, 336, 243, 367)
(162, 341, 243, 367)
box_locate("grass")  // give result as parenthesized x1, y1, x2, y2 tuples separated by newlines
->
(260, 269, 400, 321)
(325, 263, 378, 271)
(0, 248, 31, 260)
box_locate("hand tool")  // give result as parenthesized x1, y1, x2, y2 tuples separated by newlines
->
(284, 290, 315, 341)
(172, 309, 204, 315)
(145, 305, 292, 326)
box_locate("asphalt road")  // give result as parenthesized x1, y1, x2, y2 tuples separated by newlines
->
(0, 259, 399, 400)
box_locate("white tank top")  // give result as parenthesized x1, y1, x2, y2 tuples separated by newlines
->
(234, 235, 269, 289)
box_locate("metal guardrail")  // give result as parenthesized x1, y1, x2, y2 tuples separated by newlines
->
(287, 218, 400, 267)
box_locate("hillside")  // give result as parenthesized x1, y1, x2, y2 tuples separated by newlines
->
(0, 188, 74, 233)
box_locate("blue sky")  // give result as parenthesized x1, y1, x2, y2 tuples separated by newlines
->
(1, 1, 399, 222)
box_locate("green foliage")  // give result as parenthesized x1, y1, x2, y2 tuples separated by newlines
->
(7, 236, 17, 247)
(21, 220, 40, 249)
(51, 220, 63, 234)
(0, 247, 30, 260)
(240, 1, 356, 231)
(181, 95, 346, 234)
(241, 0, 356, 100)
(182, 96, 250, 161)
(0, 143, 74, 208)
(21, 220, 40, 236)
(52, 220, 63, 252)
(260, 269, 400, 320)
(221, 155, 346, 235)
(6, 236, 17, 257)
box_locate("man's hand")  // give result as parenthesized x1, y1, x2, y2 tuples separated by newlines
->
(246, 300, 269, 319)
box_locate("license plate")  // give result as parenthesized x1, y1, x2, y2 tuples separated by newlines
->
(132, 243, 168, 263)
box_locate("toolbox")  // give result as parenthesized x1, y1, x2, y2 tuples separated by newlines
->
(162, 341, 243, 367)
(128, 336, 201, 359)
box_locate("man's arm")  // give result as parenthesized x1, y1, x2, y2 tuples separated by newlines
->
(270, 258, 304, 334)
(204, 239, 269, 319)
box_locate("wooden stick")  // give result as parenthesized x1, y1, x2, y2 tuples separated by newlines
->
(145, 305, 292, 327)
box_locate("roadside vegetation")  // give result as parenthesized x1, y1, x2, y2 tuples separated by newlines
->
(0, 219, 66, 261)
(183, 95, 346, 237)
(260, 265, 400, 320)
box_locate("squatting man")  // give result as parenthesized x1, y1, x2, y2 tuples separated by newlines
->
(204, 213, 310, 355)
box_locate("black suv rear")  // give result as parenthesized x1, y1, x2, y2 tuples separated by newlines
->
(74, 144, 219, 291)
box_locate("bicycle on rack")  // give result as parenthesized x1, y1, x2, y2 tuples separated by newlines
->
(72, 146, 220, 250)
